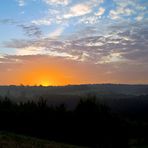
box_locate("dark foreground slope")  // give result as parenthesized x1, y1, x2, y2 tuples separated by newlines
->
(0, 96, 148, 148)
(0, 132, 85, 148)
(0, 97, 127, 148)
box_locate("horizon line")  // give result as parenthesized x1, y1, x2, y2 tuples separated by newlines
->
(0, 83, 148, 87)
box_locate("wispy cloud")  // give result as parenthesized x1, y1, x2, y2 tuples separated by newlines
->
(135, 14, 144, 21)
(18, 24, 42, 38)
(48, 27, 64, 38)
(64, 3, 92, 18)
(95, 7, 105, 16)
(109, 0, 147, 20)
(32, 19, 51, 26)
(17, 0, 25, 6)
(43, 0, 69, 5)
(109, 7, 135, 20)
(0, 19, 17, 25)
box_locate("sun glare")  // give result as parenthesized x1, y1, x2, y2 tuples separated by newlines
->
(39, 80, 51, 86)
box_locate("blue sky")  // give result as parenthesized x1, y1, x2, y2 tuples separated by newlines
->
(0, 0, 148, 85)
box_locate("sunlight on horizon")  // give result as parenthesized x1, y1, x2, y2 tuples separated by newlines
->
(38, 79, 56, 86)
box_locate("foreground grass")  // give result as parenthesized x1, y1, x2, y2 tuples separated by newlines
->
(0, 132, 85, 148)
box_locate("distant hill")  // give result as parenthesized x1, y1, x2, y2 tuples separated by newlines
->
(0, 84, 148, 97)
(0, 84, 148, 109)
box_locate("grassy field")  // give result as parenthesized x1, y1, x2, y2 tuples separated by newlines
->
(0, 132, 85, 148)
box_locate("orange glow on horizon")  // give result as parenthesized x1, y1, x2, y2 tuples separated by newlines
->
(1, 55, 147, 86)
(19, 68, 69, 86)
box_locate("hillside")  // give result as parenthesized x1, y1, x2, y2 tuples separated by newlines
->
(0, 132, 85, 148)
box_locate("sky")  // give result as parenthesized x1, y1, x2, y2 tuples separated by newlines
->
(0, 0, 148, 86)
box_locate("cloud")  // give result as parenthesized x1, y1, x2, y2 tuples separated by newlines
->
(95, 7, 105, 16)
(64, 3, 92, 18)
(43, 0, 69, 5)
(109, 0, 147, 20)
(18, 24, 42, 38)
(0, 55, 4, 59)
(48, 28, 64, 38)
(135, 14, 144, 21)
(0, 54, 5, 63)
(98, 52, 126, 64)
(109, 10, 120, 20)
(15, 46, 46, 55)
(17, 0, 25, 6)
(87, 0, 104, 7)
(109, 7, 135, 20)
(32, 19, 51, 26)
(78, 16, 99, 25)
(109, 0, 147, 21)
(0, 19, 17, 25)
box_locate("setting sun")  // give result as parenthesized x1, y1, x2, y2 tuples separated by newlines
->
(39, 79, 56, 86)
(40, 80, 50, 86)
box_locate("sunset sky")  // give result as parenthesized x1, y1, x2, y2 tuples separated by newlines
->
(0, 0, 148, 86)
